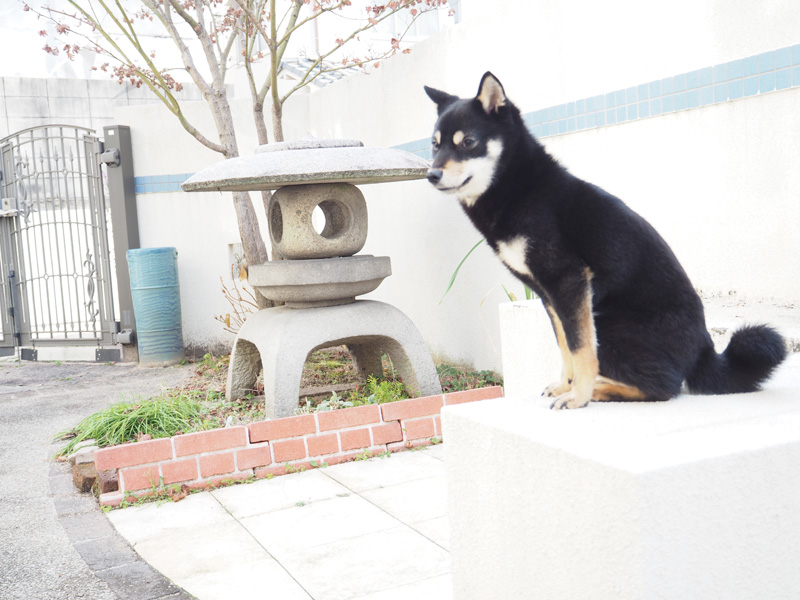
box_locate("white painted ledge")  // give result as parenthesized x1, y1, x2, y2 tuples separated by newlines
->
(443, 353, 800, 600)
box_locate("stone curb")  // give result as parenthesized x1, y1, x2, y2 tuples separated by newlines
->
(49, 459, 196, 600)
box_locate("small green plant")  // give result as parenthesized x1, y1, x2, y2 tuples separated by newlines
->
(360, 376, 407, 405)
(354, 449, 374, 461)
(314, 390, 354, 412)
(295, 374, 409, 415)
(436, 364, 503, 393)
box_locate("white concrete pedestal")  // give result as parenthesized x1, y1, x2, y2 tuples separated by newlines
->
(443, 354, 800, 600)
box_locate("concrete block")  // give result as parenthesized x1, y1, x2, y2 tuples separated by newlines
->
(48, 96, 92, 120)
(88, 79, 129, 99)
(3, 77, 47, 97)
(5, 96, 49, 119)
(68, 445, 99, 467)
(46, 78, 90, 99)
(89, 96, 129, 119)
(123, 82, 157, 100)
(443, 354, 800, 600)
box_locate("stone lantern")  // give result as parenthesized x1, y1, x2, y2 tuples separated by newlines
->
(183, 139, 442, 418)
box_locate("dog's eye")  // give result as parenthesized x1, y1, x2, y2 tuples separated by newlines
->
(462, 137, 477, 149)
(431, 139, 440, 151)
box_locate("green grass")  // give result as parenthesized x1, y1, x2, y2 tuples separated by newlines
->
(55, 392, 211, 457)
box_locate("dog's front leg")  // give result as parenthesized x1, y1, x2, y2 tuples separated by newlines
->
(548, 269, 599, 410)
(542, 302, 574, 397)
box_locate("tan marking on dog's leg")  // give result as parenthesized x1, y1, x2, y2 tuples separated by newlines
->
(592, 377, 648, 402)
(543, 305, 574, 397)
(551, 278, 598, 410)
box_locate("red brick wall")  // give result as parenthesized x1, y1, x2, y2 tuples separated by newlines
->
(96, 386, 502, 506)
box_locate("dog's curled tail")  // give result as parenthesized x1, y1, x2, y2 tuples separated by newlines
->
(686, 325, 787, 395)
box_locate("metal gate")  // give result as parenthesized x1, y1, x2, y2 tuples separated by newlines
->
(0, 125, 116, 358)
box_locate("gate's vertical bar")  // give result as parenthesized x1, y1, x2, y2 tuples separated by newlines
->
(102, 125, 139, 362)
(84, 131, 114, 344)
(0, 211, 17, 357)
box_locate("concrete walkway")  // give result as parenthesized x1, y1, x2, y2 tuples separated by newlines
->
(0, 359, 194, 600)
(107, 444, 451, 600)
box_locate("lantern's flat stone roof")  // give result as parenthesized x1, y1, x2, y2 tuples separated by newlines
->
(182, 140, 430, 192)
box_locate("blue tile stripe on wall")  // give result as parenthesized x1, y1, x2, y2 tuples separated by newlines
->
(134, 45, 799, 191)
(400, 43, 800, 161)
(133, 173, 195, 194)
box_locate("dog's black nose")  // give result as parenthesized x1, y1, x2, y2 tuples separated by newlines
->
(427, 169, 443, 185)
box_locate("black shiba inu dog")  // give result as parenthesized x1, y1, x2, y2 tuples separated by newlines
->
(425, 72, 786, 409)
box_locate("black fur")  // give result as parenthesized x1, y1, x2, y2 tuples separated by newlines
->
(425, 72, 787, 403)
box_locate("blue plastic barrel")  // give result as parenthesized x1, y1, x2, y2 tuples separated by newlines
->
(127, 247, 184, 365)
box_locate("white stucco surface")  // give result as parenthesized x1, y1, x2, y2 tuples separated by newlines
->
(113, 0, 800, 369)
(443, 353, 800, 599)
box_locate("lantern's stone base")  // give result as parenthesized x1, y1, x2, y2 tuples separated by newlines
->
(227, 300, 443, 418)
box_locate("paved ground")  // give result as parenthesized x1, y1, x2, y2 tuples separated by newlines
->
(0, 357, 452, 600)
(0, 359, 195, 600)
(108, 445, 451, 600)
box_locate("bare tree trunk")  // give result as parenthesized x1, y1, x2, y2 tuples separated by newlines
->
(272, 101, 285, 143)
(208, 90, 273, 309)
(253, 100, 270, 146)
(232, 190, 273, 309)
(251, 97, 284, 264)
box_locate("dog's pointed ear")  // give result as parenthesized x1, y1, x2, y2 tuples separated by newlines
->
(476, 72, 507, 114)
(424, 85, 459, 115)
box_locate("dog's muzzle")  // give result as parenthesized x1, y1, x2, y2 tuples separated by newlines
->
(426, 169, 443, 185)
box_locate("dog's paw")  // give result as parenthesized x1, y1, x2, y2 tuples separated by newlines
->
(550, 391, 590, 410)
(542, 380, 571, 398)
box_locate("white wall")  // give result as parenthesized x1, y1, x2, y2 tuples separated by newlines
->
(117, 0, 800, 370)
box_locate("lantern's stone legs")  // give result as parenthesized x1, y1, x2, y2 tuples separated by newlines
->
(226, 300, 443, 419)
(347, 344, 385, 381)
